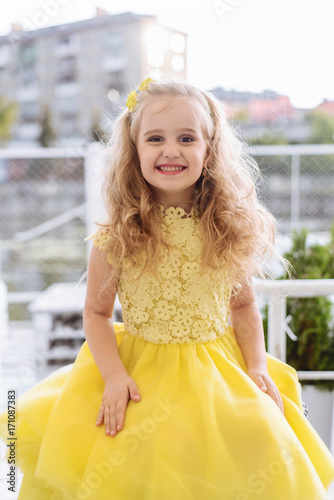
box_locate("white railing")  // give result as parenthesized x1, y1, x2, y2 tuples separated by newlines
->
(254, 277, 334, 455)
(254, 278, 334, 381)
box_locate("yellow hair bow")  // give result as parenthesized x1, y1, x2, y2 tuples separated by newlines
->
(126, 77, 154, 113)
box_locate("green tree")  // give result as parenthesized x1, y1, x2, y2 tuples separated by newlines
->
(233, 107, 250, 124)
(0, 97, 18, 143)
(38, 106, 57, 147)
(249, 132, 288, 145)
(307, 110, 334, 144)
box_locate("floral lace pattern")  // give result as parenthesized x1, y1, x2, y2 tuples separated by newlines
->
(92, 206, 232, 345)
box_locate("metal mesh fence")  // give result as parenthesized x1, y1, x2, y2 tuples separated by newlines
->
(0, 153, 87, 320)
(255, 154, 292, 229)
(1, 145, 334, 322)
(252, 147, 334, 233)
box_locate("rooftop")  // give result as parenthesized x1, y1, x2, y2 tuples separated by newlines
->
(0, 11, 157, 43)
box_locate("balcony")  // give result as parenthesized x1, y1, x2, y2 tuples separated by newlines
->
(55, 81, 79, 97)
(54, 36, 79, 58)
(0, 44, 10, 68)
(101, 55, 127, 72)
(15, 123, 40, 141)
(16, 85, 39, 103)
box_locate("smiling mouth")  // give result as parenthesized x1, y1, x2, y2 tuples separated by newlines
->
(156, 165, 186, 172)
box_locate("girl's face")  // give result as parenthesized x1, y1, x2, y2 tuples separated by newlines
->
(136, 96, 208, 209)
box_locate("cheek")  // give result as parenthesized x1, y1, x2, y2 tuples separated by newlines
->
(137, 152, 154, 179)
(137, 146, 154, 166)
(195, 147, 207, 166)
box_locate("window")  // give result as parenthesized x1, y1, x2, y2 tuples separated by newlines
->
(170, 34, 185, 53)
(55, 96, 78, 115)
(61, 117, 77, 136)
(54, 35, 79, 58)
(147, 49, 164, 68)
(18, 43, 36, 64)
(18, 64, 36, 85)
(107, 71, 124, 91)
(56, 35, 79, 49)
(104, 31, 125, 58)
(0, 43, 10, 66)
(57, 37, 71, 47)
(57, 57, 76, 83)
(172, 55, 185, 72)
(20, 101, 38, 122)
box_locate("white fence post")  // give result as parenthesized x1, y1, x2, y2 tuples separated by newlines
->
(254, 278, 334, 363)
(267, 294, 287, 361)
(84, 142, 105, 263)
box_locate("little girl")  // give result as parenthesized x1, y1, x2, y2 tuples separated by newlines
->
(1, 78, 334, 499)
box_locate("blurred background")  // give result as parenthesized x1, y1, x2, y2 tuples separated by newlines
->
(0, 1, 334, 495)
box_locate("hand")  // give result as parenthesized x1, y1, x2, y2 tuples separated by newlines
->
(96, 370, 141, 437)
(247, 367, 284, 415)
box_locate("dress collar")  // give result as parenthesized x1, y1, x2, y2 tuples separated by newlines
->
(157, 204, 200, 220)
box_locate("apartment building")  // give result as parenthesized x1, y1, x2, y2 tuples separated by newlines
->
(0, 9, 187, 144)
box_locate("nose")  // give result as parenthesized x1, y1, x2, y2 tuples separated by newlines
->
(163, 141, 180, 159)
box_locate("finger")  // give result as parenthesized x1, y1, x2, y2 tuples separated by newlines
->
(96, 405, 105, 426)
(275, 395, 284, 414)
(259, 383, 267, 392)
(104, 406, 112, 436)
(278, 395, 285, 414)
(115, 402, 127, 432)
(255, 376, 267, 392)
(267, 387, 284, 414)
(129, 384, 141, 402)
(109, 405, 118, 437)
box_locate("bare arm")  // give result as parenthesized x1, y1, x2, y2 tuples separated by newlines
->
(83, 246, 141, 436)
(83, 245, 126, 379)
(229, 282, 284, 413)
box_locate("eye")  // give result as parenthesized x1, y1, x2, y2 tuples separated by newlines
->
(148, 136, 163, 142)
(180, 136, 194, 143)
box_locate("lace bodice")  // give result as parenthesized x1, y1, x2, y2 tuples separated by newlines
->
(92, 206, 232, 345)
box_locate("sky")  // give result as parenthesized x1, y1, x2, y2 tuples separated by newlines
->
(0, 0, 333, 108)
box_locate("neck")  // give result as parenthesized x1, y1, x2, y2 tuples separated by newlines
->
(154, 190, 195, 213)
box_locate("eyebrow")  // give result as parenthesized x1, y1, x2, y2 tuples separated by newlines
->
(143, 128, 199, 137)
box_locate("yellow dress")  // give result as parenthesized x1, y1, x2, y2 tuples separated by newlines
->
(1, 205, 334, 500)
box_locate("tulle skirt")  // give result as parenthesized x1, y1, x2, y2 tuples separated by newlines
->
(1, 323, 334, 499)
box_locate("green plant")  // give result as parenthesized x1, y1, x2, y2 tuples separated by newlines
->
(263, 223, 334, 389)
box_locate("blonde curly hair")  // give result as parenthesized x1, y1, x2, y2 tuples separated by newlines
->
(97, 80, 282, 293)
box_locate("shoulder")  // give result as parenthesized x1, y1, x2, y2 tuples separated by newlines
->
(85, 227, 112, 250)
(86, 227, 117, 267)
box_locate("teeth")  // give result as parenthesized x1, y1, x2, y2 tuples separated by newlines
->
(158, 166, 184, 171)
